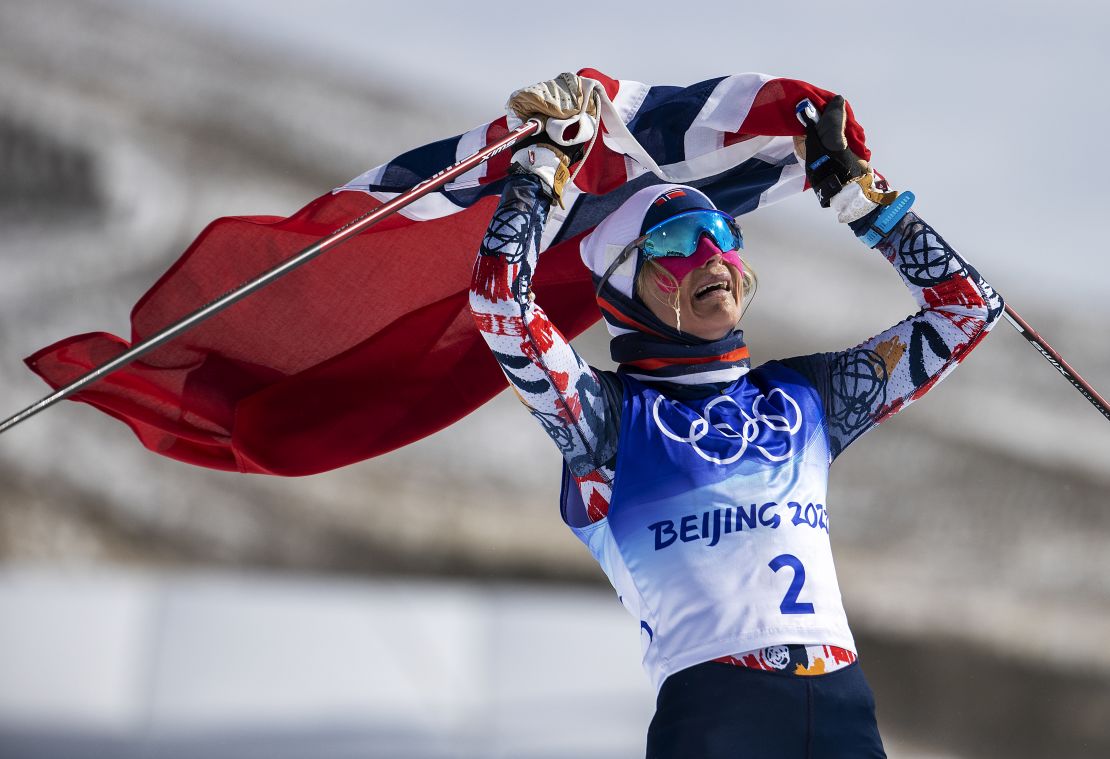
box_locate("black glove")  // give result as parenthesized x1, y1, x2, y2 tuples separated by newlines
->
(794, 93, 896, 226)
(795, 95, 894, 209)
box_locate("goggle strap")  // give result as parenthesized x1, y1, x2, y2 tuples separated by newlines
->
(595, 236, 645, 298)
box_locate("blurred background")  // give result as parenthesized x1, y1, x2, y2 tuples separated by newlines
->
(1, 1, 1108, 757)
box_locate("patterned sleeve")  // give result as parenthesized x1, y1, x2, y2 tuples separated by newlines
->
(468, 171, 621, 517)
(781, 211, 1004, 460)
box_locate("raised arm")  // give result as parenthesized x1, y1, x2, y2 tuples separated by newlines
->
(782, 211, 1002, 458)
(781, 96, 1003, 459)
(468, 76, 620, 513)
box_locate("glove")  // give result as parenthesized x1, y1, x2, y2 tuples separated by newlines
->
(794, 95, 898, 223)
(509, 143, 576, 208)
(506, 73, 600, 208)
(506, 72, 599, 147)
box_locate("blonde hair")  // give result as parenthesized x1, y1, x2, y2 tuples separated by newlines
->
(634, 258, 758, 333)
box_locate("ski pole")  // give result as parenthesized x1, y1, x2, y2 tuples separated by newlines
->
(1002, 304, 1110, 422)
(795, 99, 1109, 425)
(0, 119, 543, 437)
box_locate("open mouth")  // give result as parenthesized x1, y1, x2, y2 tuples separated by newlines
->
(694, 280, 731, 300)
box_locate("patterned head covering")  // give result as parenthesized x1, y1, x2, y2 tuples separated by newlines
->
(579, 184, 716, 319)
(578, 184, 750, 387)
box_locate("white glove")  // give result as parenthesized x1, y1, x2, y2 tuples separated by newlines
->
(506, 72, 599, 148)
(510, 143, 574, 207)
(506, 73, 600, 207)
(829, 172, 896, 224)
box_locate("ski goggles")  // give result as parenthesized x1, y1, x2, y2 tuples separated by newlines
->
(639, 210, 744, 290)
(639, 209, 744, 259)
(596, 209, 745, 296)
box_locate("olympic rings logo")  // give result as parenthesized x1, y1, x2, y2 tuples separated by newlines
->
(651, 389, 803, 465)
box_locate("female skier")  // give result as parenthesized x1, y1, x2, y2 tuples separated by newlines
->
(469, 74, 1002, 757)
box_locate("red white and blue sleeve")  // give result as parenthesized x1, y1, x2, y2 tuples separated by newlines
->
(469, 172, 621, 519)
(781, 211, 1005, 460)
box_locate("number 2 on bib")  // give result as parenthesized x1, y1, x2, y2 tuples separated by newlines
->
(769, 554, 815, 615)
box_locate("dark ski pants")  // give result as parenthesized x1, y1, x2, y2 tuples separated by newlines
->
(646, 661, 886, 759)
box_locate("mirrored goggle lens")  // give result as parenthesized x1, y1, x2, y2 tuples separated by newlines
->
(640, 210, 743, 258)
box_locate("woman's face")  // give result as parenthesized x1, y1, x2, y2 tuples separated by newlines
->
(642, 252, 744, 340)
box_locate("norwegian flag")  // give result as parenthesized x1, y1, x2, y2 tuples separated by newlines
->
(25, 69, 869, 475)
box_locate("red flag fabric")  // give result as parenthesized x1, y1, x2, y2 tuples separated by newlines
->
(26, 192, 599, 474)
(26, 70, 864, 475)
